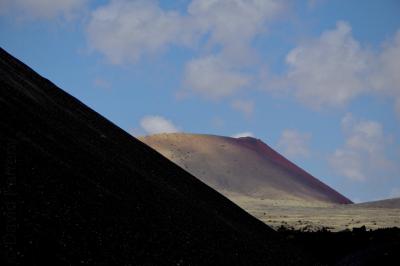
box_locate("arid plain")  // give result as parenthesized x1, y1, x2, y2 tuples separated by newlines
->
(230, 194, 400, 231)
(140, 133, 400, 231)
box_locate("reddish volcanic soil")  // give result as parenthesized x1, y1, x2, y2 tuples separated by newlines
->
(234, 137, 351, 204)
(139, 133, 352, 205)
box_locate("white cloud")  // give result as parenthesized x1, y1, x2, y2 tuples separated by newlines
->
(0, 0, 87, 19)
(87, 0, 285, 64)
(183, 0, 285, 97)
(188, 0, 283, 43)
(369, 30, 400, 116)
(231, 99, 254, 117)
(87, 0, 285, 65)
(187, 0, 284, 63)
(231, 132, 254, 138)
(183, 55, 250, 99)
(283, 22, 400, 115)
(87, 0, 286, 97)
(86, 0, 191, 64)
(329, 114, 394, 181)
(140, 115, 180, 135)
(277, 129, 311, 158)
(330, 149, 365, 181)
(285, 21, 371, 108)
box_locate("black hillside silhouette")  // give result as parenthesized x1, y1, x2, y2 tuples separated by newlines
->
(0, 47, 293, 265)
(1, 47, 399, 266)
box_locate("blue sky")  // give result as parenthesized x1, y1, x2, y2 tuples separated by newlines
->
(1, 0, 399, 202)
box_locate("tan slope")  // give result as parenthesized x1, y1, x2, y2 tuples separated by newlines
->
(139, 133, 352, 205)
(353, 198, 400, 209)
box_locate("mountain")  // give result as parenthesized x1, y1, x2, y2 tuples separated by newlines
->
(354, 197, 400, 209)
(0, 48, 302, 265)
(139, 133, 352, 205)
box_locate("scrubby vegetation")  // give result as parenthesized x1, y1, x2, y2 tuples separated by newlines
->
(277, 226, 400, 265)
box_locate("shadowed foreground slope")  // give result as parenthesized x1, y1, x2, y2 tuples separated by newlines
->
(140, 133, 351, 205)
(2, 48, 399, 266)
(0, 48, 296, 265)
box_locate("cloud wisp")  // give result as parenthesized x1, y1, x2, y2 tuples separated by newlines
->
(0, 0, 88, 20)
(284, 21, 371, 108)
(369, 30, 400, 116)
(86, 0, 191, 64)
(87, 0, 286, 98)
(231, 132, 254, 138)
(183, 55, 251, 99)
(280, 22, 400, 115)
(86, 2, 400, 115)
(140, 115, 180, 135)
(329, 113, 395, 182)
(182, 0, 285, 98)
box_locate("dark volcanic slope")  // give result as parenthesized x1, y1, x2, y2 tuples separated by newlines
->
(0, 48, 293, 265)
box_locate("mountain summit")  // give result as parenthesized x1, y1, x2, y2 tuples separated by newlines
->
(140, 133, 352, 205)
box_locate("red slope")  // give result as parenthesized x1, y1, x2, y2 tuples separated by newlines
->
(233, 137, 352, 204)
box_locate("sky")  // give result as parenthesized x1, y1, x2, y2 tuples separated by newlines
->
(1, 0, 399, 203)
